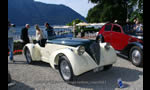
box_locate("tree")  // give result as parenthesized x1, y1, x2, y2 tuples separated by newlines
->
(66, 19, 84, 26)
(87, 0, 127, 25)
(87, 0, 143, 24)
(128, 0, 143, 23)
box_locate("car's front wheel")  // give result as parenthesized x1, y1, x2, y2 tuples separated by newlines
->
(129, 46, 143, 67)
(58, 56, 76, 82)
(103, 64, 112, 71)
(24, 48, 33, 64)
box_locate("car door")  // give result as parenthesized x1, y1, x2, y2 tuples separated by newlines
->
(102, 24, 112, 43)
(40, 44, 51, 62)
(111, 25, 129, 50)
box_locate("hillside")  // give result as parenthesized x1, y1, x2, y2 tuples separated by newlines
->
(8, 0, 86, 26)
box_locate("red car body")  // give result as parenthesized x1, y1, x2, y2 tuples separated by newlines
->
(98, 23, 143, 67)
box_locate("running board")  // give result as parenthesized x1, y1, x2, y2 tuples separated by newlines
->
(116, 51, 128, 58)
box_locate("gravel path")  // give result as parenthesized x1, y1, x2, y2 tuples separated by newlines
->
(8, 55, 143, 90)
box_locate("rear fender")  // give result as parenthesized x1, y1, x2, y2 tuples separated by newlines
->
(123, 42, 143, 55)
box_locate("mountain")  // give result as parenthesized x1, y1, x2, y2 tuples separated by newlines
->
(8, 0, 86, 26)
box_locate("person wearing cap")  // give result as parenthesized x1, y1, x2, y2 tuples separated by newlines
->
(8, 21, 16, 62)
(21, 24, 30, 46)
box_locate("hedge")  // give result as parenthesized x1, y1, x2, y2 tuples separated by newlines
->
(8, 41, 24, 55)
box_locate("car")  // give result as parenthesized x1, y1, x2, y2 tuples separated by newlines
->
(23, 34, 117, 82)
(98, 23, 143, 67)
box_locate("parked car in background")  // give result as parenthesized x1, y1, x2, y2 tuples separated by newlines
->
(98, 23, 143, 67)
(23, 34, 117, 82)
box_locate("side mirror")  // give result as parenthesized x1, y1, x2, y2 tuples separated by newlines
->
(96, 34, 103, 43)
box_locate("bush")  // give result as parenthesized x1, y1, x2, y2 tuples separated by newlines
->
(8, 41, 24, 55)
(14, 41, 24, 50)
(76, 27, 99, 33)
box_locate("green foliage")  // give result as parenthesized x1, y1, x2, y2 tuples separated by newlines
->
(76, 26, 99, 33)
(87, 0, 143, 24)
(14, 41, 24, 50)
(66, 19, 84, 26)
(87, 0, 127, 24)
(129, 11, 143, 23)
(128, 0, 143, 23)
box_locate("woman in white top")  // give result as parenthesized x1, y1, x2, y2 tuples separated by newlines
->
(35, 24, 44, 43)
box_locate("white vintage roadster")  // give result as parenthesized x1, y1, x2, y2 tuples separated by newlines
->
(23, 35, 117, 82)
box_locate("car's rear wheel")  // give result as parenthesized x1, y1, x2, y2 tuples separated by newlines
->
(25, 48, 33, 64)
(129, 46, 143, 67)
(58, 56, 76, 82)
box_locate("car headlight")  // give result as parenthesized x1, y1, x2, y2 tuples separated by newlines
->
(105, 43, 110, 50)
(77, 46, 85, 55)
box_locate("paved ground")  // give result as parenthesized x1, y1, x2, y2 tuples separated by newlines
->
(8, 55, 143, 90)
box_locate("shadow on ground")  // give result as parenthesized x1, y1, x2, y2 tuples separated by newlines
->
(69, 66, 143, 90)
(8, 61, 50, 67)
(31, 61, 51, 67)
(8, 80, 34, 90)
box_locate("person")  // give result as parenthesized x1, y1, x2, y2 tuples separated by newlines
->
(35, 24, 44, 44)
(44, 22, 55, 39)
(8, 21, 16, 62)
(133, 19, 143, 33)
(81, 27, 85, 38)
(21, 24, 30, 46)
(123, 19, 132, 33)
(72, 21, 77, 38)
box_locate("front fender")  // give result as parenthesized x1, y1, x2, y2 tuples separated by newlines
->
(23, 43, 35, 56)
(23, 43, 41, 60)
(48, 48, 98, 76)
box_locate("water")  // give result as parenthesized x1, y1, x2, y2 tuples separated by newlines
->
(13, 25, 73, 40)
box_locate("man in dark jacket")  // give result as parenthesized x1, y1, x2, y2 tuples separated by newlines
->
(21, 24, 30, 46)
(44, 22, 55, 40)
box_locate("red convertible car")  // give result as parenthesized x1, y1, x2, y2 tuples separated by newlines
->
(98, 23, 143, 67)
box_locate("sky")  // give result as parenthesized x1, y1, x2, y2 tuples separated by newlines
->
(34, 0, 96, 17)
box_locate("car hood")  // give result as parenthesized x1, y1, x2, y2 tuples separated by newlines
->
(47, 38, 95, 47)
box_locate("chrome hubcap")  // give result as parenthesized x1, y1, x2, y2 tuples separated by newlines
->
(60, 60, 71, 80)
(132, 50, 141, 64)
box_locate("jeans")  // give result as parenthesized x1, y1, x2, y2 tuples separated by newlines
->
(8, 38, 14, 60)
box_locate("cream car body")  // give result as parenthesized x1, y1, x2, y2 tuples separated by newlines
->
(23, 37, 117, 81)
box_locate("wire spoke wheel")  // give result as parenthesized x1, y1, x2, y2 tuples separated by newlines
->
(132, 50, 141, 64)
(130, 46, 143, 67)
(60, 60, 71, 80)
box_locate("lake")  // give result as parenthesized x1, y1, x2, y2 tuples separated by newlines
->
(13, 25, 73, 40)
